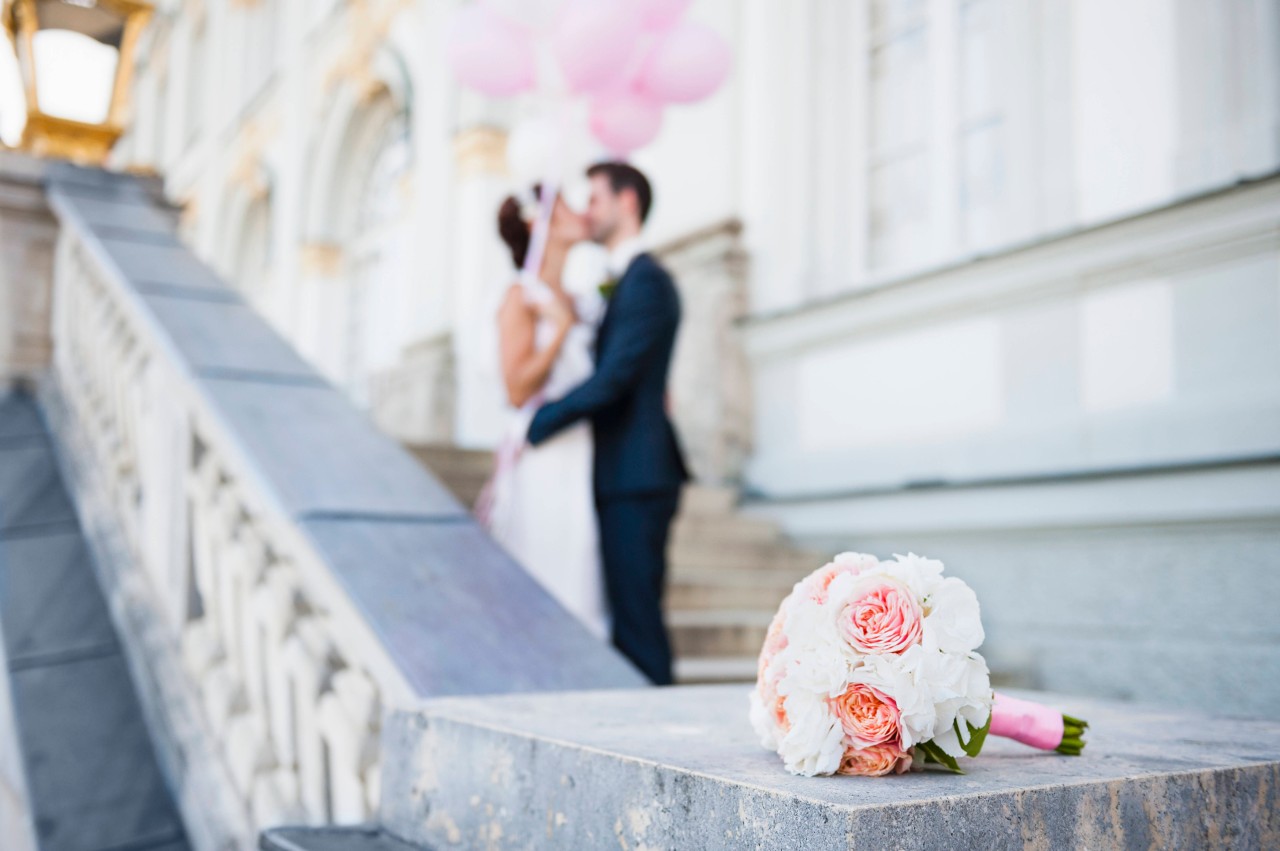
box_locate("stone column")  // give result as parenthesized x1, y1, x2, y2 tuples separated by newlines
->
(659, 220, 753, 487)
(0, 152, 57, 387)
(450, 125, 514, 449)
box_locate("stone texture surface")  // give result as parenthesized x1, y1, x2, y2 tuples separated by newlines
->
(139, 292, 321, 382)
(300, 518, 647, 696)
(0, 389, 190, 851)
(199, 377, 464, 520)
(261, 826, 422, 851)
(382, 684, 1280, 850)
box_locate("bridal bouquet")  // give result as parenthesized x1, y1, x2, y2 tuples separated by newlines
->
(750, 552, 1088, 776)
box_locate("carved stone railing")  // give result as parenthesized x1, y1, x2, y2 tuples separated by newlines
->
(21, 160, 644, 850)
(368, 331, 456, 445)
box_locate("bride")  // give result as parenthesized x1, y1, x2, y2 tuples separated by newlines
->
(479, 186, 609, 639)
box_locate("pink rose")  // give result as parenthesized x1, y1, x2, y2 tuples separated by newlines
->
(829, 683, 901, 748)
(838, 577, 923, 655)
(837, 743, 913, 777)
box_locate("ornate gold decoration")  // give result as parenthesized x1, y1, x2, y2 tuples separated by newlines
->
(2, 0, 154, 165)
(299, 242, 344, 276)
(229, 121, 272, 199)
(323, 0, 412, 98)
(454, 126, 508, 177)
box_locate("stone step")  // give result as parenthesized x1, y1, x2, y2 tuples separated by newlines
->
(669, 540, 823, 574)
(381, 685, 1280, 850)
(666, 571, 796, 610)
(403, 444, 493, 508)
(0, 389, 190, 850)
(669, 609, 771, 659)
(678, 484, 738, 516)
(674, 656, 757, 684)
(669, 513, 782, 546)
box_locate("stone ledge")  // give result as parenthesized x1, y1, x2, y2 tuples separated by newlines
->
(381, 684, 1280, 850)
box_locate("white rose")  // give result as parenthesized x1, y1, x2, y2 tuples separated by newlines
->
(777, 689, 844, 776)
(922, 576, 985, 654)
(878, 552, 946, 602)
(918, 652, 993, 758)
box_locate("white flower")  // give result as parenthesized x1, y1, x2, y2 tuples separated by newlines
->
(832, 551, 880, 573)
(905, 649, 993, 758)
(922, 576, 985, 654)
(776, 592, 856, 698)
(777, 689, 844, 776)
(749, 689, 781, 750)
(878, 552, 946, 602)
(849, 651, 937, 749)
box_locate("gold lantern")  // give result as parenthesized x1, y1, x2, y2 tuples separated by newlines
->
(2, 0, 153, 163)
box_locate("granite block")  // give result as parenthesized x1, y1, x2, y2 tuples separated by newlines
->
(48, 190, 178, 238)
(200, 378, 465, 520)
(382, 685, 1280, 850)
(0, 531, 116, 664)
(0, 444, 77, 533)
(300, 518, 647, 697)
(10, 652, 187, 851)
(0, 392, 45, 441)
(261, 827, 421, 851)
(93, 236, 229, 292)
(138, 292, 319, 380)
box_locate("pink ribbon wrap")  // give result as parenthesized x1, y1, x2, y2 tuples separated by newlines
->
(989, 693, 1064, 751)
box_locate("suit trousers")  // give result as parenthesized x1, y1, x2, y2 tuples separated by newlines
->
(596, 491, 680, 686)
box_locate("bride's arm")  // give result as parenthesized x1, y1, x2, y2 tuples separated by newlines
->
(498, 286, 574, 409)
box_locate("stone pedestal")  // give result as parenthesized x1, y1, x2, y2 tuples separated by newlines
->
(0, 153, 58, 386)
(380, 684, 1280, 850)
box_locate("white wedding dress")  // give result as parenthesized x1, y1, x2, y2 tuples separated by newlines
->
(484, 275, 609, 640)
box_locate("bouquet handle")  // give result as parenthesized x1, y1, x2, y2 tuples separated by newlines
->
(990, 693, 1088, 755)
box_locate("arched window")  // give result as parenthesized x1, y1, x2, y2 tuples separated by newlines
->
(342, 107, 411, 406)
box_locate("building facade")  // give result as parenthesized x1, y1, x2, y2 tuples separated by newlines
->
(108, 0, 1280, 713)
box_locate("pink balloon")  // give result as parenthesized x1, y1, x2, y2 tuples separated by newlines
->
(553, 0, 643, 95)
(447, 5, 537, 97)
(635, 0, 693, 31)
(636, 20, 732, 104)
(589, 93, 664, 154)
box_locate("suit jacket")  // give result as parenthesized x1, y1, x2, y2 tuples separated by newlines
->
(527, 253, 689, 499)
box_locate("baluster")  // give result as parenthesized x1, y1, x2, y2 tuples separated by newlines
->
(316, 668, 380, 823)
(281, 618, 335, 824)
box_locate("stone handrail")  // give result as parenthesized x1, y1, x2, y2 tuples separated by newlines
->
(29, 161, 643, 847)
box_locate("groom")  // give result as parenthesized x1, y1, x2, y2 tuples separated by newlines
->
(527, 162, 688, 685)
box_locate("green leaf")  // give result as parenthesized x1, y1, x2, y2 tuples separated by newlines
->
(917, 740, 963, 774)
(959, 714, 992, 759)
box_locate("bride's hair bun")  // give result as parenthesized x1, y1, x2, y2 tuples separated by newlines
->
(498, 195, 530, 269)
(498, 184, 542, 269)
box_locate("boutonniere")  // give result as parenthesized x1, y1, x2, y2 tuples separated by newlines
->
(598, 277, 620, 300)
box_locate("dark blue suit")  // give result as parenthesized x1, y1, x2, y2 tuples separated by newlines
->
(528, 253, 688, 684)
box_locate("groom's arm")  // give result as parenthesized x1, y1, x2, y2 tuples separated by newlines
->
(527, 267, 676, 446)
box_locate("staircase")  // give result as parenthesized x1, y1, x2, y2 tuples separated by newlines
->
(405, 445, 826, 683)
(0, 388, 190, 850)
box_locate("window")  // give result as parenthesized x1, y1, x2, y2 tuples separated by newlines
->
(345, 112, 412, 405)
(958, 0, 1008, 251)
(864, 0, 1018, 273)
(867, 0, 932, 271)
